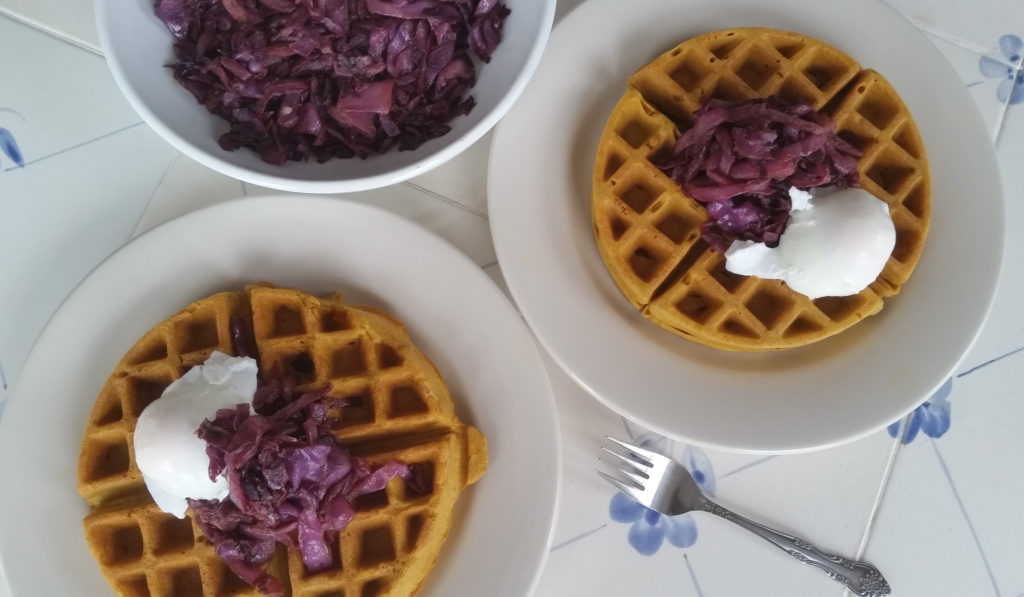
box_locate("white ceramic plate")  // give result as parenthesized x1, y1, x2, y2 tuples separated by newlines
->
(95, 0, 553, 193)
(488, 0, 1005, 453)
(0, 196, 560, 596)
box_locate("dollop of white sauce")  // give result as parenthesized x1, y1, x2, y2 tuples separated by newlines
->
(724, 187, 895, 299)
(133, 351, 257, 518)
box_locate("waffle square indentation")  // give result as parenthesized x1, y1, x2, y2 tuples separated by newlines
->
(358, 527, 396, 567)
(628, 245, 665, 282)
(655, 212, 700, 244)
(331, 341, 367, 379)
(93, 389, 124, 426)
(813, 296, 863, 322)
(675, 290, 721, 325)
(272, 304, 306, 337)
(82, 437, 131, 481)
(114, 574, 150, 597)
(127, 376, 173, 417)
(164, 566, 203, 595)
(93, 523, 143, 566)
(125, 336, 168, 366)
(734, 46, 779, 91)
(745, 290, 794, 330)
(321, 308, 351, 332)
(865, 153, 915, 195)
(617, 181, 659, 214)
(405, 513, 426, 551)
(375, 344, 403, 369)
(152, 515, 194, 555)
(336, 388, 375, 427)
(617, 120, 652, 149)
(389, 385, 428, 418)
(668, 55, 711, 91)
(352, 489, 389, 512)
(855, 93, 898, 131)
(176, 318, 220, 354)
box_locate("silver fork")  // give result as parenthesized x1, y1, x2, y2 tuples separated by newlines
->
(599, 437, 891, 597)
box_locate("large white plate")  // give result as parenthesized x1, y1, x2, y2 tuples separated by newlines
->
(0, 196, 560, 596)
(488, 0, 1005, 453)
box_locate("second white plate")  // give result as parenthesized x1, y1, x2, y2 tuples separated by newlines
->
(0, 196, 560, 596)
(488, 0, 1004, 453)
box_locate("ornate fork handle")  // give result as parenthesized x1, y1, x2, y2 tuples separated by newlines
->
(697, 496, 891, 596)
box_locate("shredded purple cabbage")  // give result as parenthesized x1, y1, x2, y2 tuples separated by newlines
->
(189, 376, 409, 596)
(153, 0, 510, 164)
(658, 96, 862, 252)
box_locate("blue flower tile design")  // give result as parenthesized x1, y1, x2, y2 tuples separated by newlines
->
(0, 127, 24, 168)
(0, 107, 25, 168)
(608, 434, 716, 555)
(887, 377, 953, 444)
(979, 34, 1024, 105)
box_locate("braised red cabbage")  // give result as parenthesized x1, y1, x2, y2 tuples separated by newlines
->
(658, 96, 862, 252)
(153, 0, 510, 164)
(189, 376, 408, 596)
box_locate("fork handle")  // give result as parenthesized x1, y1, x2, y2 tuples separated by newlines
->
(697, 497, 891, 596)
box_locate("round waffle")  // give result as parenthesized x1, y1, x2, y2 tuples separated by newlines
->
(591, 27, 931, 351)
(77, 284, 486, 597)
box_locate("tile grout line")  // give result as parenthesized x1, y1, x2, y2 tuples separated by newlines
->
(402, 181, 489, 219)
(852, 423, 906, 560)
(992, 89, 1012, 145)
(956, 345, 1024, 378)
(904, 16, 1006, 58)
(548, 523, 607, 552)
(0, 9, 102, 56)
(930, 438, 1002, 597)
(4, 122, 145, 171)
(131, 152, 181, 238)
(683, 554, 706, 597)
(719, 455, 778, 479)
(994, 61, 1022, 148)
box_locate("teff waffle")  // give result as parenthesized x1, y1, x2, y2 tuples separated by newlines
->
(592, 28, 931, 351)
(78, 284, 486, 596)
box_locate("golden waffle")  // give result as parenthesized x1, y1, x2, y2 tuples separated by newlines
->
(78, 285, 487, 597)
(592, 28, 931, 351)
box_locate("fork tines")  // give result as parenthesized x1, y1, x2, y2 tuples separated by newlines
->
(597, 437, 656, 501)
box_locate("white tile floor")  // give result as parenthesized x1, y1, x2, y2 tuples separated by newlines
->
(0, 1, 1022, 596)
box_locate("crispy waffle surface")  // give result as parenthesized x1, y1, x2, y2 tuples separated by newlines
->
(592, 28, 931, 351)
(77, 284, 487, 597)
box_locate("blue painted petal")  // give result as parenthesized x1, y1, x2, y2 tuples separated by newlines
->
(920, 399, 952, 439)
(999, 34, 1023, 60)
(666, 514, 698, 548)
(628, 517, 667, 555)
(980, 55, 1011, 78)
(682, 445, 717, 497)
(610, 491, 646, 523)
(0, 128, 23, 167)
(930, 377, 953, 404)
(887, 419, 903, 439)
(997, 76, 1014, 103)
(1010, 76, 1024, 105)
(902, 408, 923, 444)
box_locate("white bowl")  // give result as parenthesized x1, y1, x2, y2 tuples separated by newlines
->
(95, 0, 553, 193)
